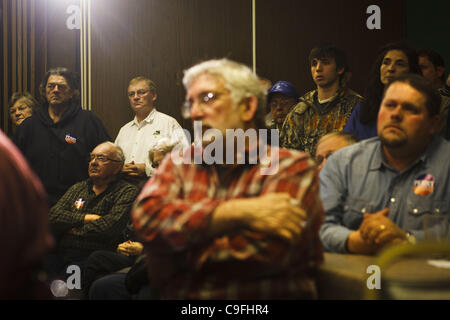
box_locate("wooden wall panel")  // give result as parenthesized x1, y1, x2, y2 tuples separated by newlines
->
(256, 0, 406, 97)
(2, 0, 413, 136)
(406, 0, 450, 71)
(90, 0, 252, 139)
(34, 0, 80, 97)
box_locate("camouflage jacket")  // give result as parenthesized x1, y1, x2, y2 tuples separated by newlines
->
(280, 87, 363, 156)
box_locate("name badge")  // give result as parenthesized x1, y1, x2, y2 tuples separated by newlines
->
(413, 174, 435, 196)
(74, 198, 85, 209)
(65, 133, 77, 144)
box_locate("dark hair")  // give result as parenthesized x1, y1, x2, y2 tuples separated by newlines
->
(309, 45, 349, 84)
(383, 74, 441, 117)
(38, 67, 81, 106)
(360, 42, 421, 124)
(417, 48, 446, 83)
(9, 91, 39, 112)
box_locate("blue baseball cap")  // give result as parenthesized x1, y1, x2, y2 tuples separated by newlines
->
(268, 81, 299, 102)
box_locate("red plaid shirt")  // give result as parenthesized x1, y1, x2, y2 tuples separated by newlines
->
(132, 145, 324, 299)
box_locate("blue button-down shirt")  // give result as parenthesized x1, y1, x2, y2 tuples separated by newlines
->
(319, 136, 450, 253)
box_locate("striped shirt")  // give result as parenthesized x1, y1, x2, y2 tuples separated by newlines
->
(132, 146, 324, 299)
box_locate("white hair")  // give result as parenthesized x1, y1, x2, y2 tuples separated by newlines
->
(182, 58, 268, 128)
(97, 141, 125, 163)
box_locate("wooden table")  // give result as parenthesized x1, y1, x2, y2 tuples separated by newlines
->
(316, 252, 450, 299)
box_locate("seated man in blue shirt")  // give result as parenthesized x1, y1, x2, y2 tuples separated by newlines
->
(320, 74, 450, 254)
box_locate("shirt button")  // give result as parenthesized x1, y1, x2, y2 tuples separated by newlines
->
(390, 198, 396, 203)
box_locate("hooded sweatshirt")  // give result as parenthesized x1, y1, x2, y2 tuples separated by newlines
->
(13, 102, 111, 206)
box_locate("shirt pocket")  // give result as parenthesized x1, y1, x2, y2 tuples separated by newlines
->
(405, 197, 448, 231)
(343, 197, 376, 230)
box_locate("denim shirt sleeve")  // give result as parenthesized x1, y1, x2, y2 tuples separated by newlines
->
(319, 152, 352, 253)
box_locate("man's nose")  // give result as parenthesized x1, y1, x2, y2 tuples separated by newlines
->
(316, 62, 323, 71)
(390, 105, 403, 119)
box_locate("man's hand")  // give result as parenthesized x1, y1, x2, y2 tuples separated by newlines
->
(359, 208, 407, 247)
(122, 162, 146, 177)
(212, 193, 307, 243)
(84, 214, 101, 223)
(117, 240, 144, 256)
(346, 230, 379, 254)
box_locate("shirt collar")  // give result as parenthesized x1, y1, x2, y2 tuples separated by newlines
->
(369, 140, 383, 171)
(132, 108, 157, 127)
(370, 136, 439, 171)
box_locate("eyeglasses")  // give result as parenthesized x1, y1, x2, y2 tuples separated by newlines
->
(89, 154, 122, 163)
(127, 89, 149, 98)
(181, 91, 224, 119)
(268, 99, 296, 110)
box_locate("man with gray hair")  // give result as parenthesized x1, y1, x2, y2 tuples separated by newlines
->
(315, 131, 358, 171)
(13, 67, 111, 206)
(132, 59, 324, 299)
(46, 141, 139, 282)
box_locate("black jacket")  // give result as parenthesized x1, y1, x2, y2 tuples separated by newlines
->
(13, 102, 111, 206)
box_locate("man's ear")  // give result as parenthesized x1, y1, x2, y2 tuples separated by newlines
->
(337, 67, 345, 76)
(152, 91, 158, 102)
(240, 96, 258, 122)
(115, 164, 124, 175)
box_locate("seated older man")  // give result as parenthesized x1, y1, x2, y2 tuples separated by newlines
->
(315, 131, 358, 172)
(320, 74, 450, 254)
(46, 142, 139, 281)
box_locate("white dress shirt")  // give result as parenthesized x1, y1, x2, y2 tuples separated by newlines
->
(115, 108, 189, 176)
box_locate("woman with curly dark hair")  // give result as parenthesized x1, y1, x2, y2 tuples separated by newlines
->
(343, 42, 421, 140)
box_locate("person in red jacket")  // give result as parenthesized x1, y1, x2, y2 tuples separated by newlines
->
(0, 130, 54, 299)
